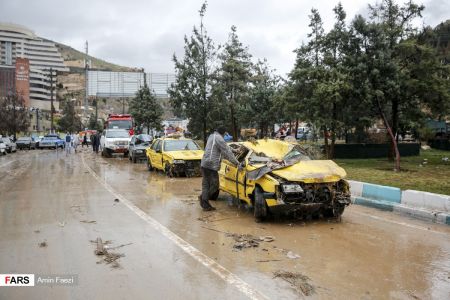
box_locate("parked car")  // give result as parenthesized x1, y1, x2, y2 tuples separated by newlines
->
(0, 140, 6, 155)
(146, 137, 204, 177)
(1, 137, 17, 153)
(216, 139, 351, 222)
(16, 136, 37, 150)
(128, 134, 152, 163)
(38, 134, 65, 149)
(100, 129, 130, 157)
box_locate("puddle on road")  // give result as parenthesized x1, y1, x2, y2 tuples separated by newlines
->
(87, 153, 450, 299)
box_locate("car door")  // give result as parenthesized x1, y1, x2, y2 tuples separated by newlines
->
(148, 140, 161, 170)
(129, 136, 136, 155)
(153, 140, 163, 170)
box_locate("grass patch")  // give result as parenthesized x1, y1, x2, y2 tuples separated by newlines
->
(335, 149, 450, 195)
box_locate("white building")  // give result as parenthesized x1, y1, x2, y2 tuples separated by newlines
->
(0, 23, 68, 110)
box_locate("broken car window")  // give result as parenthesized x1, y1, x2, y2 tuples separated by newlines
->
(283, 146, 311, 164)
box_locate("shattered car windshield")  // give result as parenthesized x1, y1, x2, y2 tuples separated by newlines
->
(249, 145, 310, 165)
(283, 146, 311, 163)
(164, 140, 200, 151)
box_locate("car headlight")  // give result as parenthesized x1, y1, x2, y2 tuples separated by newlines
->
(282, 183, 303, 193)
(173, 159, 185, 164)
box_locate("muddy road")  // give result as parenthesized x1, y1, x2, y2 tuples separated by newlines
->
(1, 149, 449, 299)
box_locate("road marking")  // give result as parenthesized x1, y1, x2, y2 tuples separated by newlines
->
(352, 210, 450, 236)
(0, 160, 14, 168)
(81, 154, 268, 300)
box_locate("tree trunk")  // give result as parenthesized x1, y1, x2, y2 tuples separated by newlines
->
(388, 99, 399, 161)
(330, 102, 337, 159)
(378, 98, 400, 171)
(203, 118, 207, 147)
(230, 104, 238, 142)
(294, 118, 299, 139)
(323, 127, 330, 158)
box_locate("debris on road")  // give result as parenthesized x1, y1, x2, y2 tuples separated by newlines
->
(80, 220, 97, 224)
(273, 271, 315, 296)
(92, 237, 125, 268)
(286, 251, 301, 259)
(38, 241, 47, 248)
(226, 233, 275, 250)
(107, 243, 133, 250)
(256, 259, 282, 263)
(114, 198, 120, 203)
(34, 230, 40, 234)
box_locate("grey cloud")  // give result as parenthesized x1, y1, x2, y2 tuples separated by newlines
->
(1, 0, 446, 77)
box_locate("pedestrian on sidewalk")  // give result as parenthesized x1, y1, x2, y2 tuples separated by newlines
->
(199, 126, 240, 211)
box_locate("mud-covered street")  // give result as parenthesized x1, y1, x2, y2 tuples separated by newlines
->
(1, 149, 449, 299)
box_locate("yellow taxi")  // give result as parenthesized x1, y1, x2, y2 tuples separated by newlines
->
(146, 137, 204, 177)
(217, 139, 351, 222)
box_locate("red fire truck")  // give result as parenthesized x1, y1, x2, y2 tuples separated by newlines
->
(105, 114, 134, 136)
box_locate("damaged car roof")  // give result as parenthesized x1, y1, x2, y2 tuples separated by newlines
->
(241, 139, 347, 182)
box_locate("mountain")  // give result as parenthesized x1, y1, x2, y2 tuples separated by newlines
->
(53, 41, 137, 72)
(422, 19, 450, 64)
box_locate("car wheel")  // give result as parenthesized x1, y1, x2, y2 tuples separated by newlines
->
(254, 186, 267, 223)
(102, 148, 110, 158)
(147, 158, 154, 171)
(132, 154, 137, 163)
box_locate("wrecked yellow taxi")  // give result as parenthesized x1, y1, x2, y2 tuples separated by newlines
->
(217, 139, 351, 222)
(146, 137, 204, 177)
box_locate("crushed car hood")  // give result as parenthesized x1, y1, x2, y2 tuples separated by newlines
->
(247, 160, 346, 183)
(270, 160, 347, 183)
(166, 150, 204, 160)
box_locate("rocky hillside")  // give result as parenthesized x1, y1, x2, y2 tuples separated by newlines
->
(54, 41, 138, 72)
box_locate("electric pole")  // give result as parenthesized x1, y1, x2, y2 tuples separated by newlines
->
(84, 40, 89, 127)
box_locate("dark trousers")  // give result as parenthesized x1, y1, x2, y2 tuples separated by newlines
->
(200, 167, 219, 209)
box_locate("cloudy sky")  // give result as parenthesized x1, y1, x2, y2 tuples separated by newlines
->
(1, 0, 448, 76)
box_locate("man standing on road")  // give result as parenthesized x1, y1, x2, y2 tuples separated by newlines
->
(65, 132, 72, 156)
(82, 134, 87, 148)
(91, 133, 97, 153)
(199, 126, 240, 211)
(72, 133, 79, 153)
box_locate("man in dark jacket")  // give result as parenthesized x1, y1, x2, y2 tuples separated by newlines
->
(200, 126, 240, 211)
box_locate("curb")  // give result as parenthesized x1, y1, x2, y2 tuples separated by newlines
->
(349, 181, 450, 226)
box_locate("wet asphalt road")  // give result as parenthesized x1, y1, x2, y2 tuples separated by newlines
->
(0, 149, 449, 300)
